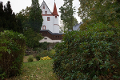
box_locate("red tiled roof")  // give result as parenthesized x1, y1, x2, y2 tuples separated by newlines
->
(52, 3, 59, 16)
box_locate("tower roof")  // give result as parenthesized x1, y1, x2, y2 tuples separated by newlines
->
(52, 2, 59, 16)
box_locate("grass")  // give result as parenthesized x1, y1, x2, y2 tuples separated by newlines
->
(6, 57, 57, 80)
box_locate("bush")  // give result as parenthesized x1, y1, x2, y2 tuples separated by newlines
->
(49, 49, 56, 58)
(27, 56, 33, 62)
(40, 56, 51, 60)
(35, 55, 40, 61)
(0, 30, 26, 79)
(53, 22, 120, 80)
(39, 50, 49, 58)
(37, 49, 56, 59)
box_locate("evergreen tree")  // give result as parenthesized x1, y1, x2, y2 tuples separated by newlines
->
(3, 1, 23, 33)
(0, 2, 4, 31)
(4, 1, 15, 30)
(16, 6, 43, 48)
(29, 0, 43, 32)
(59, 0, 75, 31)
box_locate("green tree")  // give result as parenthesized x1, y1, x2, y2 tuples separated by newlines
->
(73, 17, 78, 25)
(0, 1, 23, 33)
(0, 2, 4, 31)
(59, 0, 75, 31)
(78, 0, 120, 26)
(16, 6, 31, 31)
(29, 0, 43, 32)
(16, 5, 43, 48)
(24, 28, 42, 48)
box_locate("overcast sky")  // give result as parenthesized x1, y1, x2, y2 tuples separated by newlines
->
(1, 0, 82, 23)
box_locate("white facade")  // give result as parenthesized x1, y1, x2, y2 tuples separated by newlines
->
(40, 1, 59, 33)
(39, 36, 61, 43)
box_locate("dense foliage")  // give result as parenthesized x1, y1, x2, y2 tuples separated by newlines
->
(0, 1, 23, 33)
(59, 0, 76, 31)
(16, 6, 31, 31)
(16, 1, 43, 48)
(24, 28, 42, 48)
(78, 0, 120, 26)
(37, 49, 55, 58)
(29, 0, 43, 32)
(27, 56, 33, 62)
(0, 30, 26, 79)
(53, 22, 120, 80)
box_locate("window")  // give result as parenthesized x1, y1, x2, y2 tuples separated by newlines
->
(47, 17, 50, 21)
(42, 25, 46, 30)
(45, 11, 47, 14)
(43, 5, 45, 9)
(44, 38, 47, 40)
(55, 16, 57, 18)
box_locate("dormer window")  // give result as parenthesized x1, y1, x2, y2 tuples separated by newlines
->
(45, 11, 47, 14)
(43, 5, 45, 9)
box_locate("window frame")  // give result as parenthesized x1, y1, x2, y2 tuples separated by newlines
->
(43, 5, 45, 9)
(45, 11, 47, 14)
(47, 17, 50, 21)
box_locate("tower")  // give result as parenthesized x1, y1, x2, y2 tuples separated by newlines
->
(40, 0, 59, 33)
(52, 2, 59, 33)
(39, 0, 63, 45)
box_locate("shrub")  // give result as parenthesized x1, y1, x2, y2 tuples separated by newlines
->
(49, 49, 56, 58)
(53, 22, 120, 80)
(39, 50, 49, 58)
(27, 56, 33, 62)
(40, 56, 51, 60)
(0, 30, 26, 79)
(37, 49, 56, 59)
(35, 55, 40, 61)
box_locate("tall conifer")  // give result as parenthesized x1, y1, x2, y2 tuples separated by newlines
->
(29, 0, 43, 32)
(0, 2, 4, 31)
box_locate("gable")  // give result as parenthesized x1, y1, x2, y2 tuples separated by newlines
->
(40, 1, 52, 15)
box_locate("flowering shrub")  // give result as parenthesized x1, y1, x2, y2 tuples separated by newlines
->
(53, 22, 120, 80)
(40, 56, 51, 60)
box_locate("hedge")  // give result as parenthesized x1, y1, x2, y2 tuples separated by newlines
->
(0, 30, 26, 79)
(53, 22, 120, 80)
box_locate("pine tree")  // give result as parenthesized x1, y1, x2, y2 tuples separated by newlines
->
(0, 2, 4, 31)
(29, 0, 43, 32)
(3, 1, 23, 33)
(4, 1, 15, 30)
(0, 2, 4, 17)
(60, 0, 75, 31)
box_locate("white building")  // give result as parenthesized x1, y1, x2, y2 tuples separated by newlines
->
(39, 0, 63, 45)
(40, 0, 59, 33)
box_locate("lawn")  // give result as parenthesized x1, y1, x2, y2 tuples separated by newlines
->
(6, 59, 57, 80)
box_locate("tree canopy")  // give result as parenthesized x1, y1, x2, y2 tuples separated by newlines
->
(16, 0, 43, 48)
(29, 0, 43, 32)
(78, 0, 120, 26)
(60, 0, 75, 31)
(0, 1, 23, 33)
